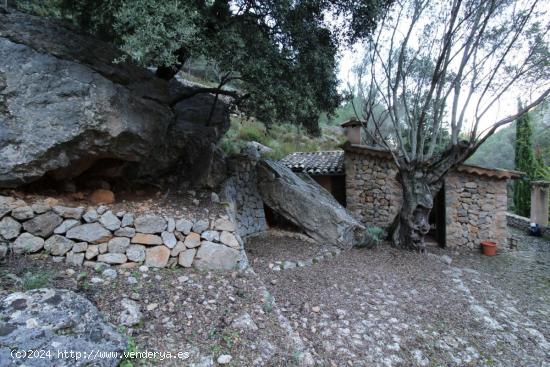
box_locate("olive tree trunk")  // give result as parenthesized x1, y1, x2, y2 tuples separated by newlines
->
(390, 170, 442, 251)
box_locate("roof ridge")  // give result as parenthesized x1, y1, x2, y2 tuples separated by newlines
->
(280, 150, 345, 176)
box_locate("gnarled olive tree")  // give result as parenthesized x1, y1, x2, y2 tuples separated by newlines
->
(355, 0, 550, 250)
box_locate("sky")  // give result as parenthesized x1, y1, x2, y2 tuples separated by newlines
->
(336, 42, 528, 133)
(333, 0, 549, 134)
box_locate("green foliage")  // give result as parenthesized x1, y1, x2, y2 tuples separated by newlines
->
(14, 0, 392, 134)
(534, 155, 550, 181)
(513, 108, 538, 217)
(262, 292, 275, 313)
(468, 101, 550, 171)
(219, 116, 345, 160)
(367, 226, 384, 246)
(119, 334, 138, 367)
(22, 271, 52, 290)
(114, 0, 199, 67)
(318, 96, 365, 126)
(221, 330, 240, 350)
(467, 123, 516, 170)
(12, 0, 63, 17)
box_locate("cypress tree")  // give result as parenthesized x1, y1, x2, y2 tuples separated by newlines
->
(513, 103, 537, 217)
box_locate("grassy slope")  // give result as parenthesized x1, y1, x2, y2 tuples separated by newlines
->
(219, 97, 363, 160)
(219, 116, 345, 160)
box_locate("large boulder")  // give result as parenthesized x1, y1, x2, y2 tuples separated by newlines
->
(0, 10, 229, 188)
(0, 288, 126, 367)
(257, 160, 370, 248)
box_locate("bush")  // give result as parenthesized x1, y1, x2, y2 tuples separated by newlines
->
(366, 226, 384, 246)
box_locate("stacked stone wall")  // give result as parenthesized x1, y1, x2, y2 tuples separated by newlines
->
(344, 151, 401, 228)
(223, 156, 267, 237)
(444, 172, 509, 251)
(506, 212, 549, 239)
(0, 196, 244, 270)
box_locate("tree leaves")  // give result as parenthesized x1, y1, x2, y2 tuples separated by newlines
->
(15, 0, 392, 134)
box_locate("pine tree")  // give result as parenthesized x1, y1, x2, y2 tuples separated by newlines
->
(513, 104, 537, 217)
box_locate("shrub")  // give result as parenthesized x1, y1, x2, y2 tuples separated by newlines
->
(367, 226, 384, 246)
(219, 116, 345, 159)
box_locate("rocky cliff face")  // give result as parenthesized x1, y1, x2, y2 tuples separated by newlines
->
(0, 10, 229, 188)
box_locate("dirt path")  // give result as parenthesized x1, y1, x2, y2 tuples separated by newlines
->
(247, 230, 550, 366)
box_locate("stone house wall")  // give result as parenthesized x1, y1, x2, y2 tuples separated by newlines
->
(506, 212, 532, 231)
(344, 145, 512, 251)
(344, 149, 401, 228)
(0, 195, 245, 270)
(223, 155, 268, 238)
(445, 171, 509, 251)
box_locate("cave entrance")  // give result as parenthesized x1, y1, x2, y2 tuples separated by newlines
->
(427, 184, 446, 247)
(20, 157, 138, 196)
(263, 204, 302, 232)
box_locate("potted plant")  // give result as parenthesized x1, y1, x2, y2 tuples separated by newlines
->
(480, 241, 497, 256)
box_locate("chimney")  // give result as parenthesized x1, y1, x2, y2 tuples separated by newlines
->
(341, 118, 362, 145)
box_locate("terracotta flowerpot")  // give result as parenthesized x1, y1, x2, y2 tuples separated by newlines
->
(481, 241, 497, 256)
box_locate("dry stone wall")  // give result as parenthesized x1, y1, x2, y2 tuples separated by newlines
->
(506, 212, 549, 239)
(223, 155, 267, 237)
(506, 212, 532, 231)
(445, 171, 509, 251)
(344, 150, 401, 228)
(0, 195, 245, 270)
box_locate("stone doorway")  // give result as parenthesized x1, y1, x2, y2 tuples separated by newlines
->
(427, 184, 446, 247)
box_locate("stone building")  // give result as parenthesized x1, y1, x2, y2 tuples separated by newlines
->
(281, 142, 522, 252)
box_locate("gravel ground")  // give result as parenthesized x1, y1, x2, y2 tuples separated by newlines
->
(2, 229, 548, 366)
(0, 256, 305, 367)
(245, 231, 338, 271)
(247, 230, 550, 366)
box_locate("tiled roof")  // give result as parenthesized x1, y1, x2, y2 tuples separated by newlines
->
(280, 151, 345, 176)
(281, 146, 523, 180)
(456, 164, 523, 179)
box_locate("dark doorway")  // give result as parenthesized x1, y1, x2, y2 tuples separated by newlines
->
(311, 175, 347, 207)
(428, 184, 446, 247)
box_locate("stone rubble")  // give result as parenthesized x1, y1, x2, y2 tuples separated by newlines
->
(119, 298, 143, 327)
